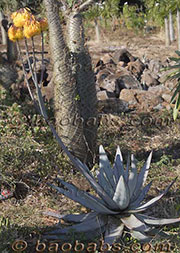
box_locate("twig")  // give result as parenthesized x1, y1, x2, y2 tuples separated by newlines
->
(24, 38, 36, 85)
(16, 40, 36, 103)
(31, 36, 38, 85)
(39, 32, 45, 88)
(77, 0, 96, 12)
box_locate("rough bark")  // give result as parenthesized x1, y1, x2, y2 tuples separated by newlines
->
(0, 11, 7, 45)
(94, 18, 100, 42)
(67, 11, 97, 164)
(169, 10, 175, 42)
(165, 16, 170, 46)
(1, 15, 17, 63)
(43, 0, 88, 162)
(177, 8, 180, 50)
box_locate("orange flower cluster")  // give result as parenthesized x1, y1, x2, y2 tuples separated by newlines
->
(8, 8, 48, 42)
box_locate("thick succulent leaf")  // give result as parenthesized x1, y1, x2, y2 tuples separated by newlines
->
(49, 183, 119, 215)
(113, 146, 125, 183)
(44, 216, 107, 241)
(131, 152, 152, 202)
(44, 211, 97, 223)
(46, 215, 107, 235)
(128, 154, 138, 198)
(44, 225, 106, 241)
(43, 211, 65, 219)
(128, 181, 152, 210)
(136, 213, 180, 226)
(61, 212, 98, 223)
(97, 171, 114, 198)
(99, 145, 116, 190)
(129, 178, 177, 213)
(73, 152, 120, 210)
(72, 150, 118, 209)
(104, 218, 124, 245)
(56, 177, 107, 207)
(130, 230, 151, 242)
(113, 175, 130, 210)
(75, 158, 115, 198)
(146, 228, 169, 238)
(74, 158, 92, 175)
(121, 214, 150, 232)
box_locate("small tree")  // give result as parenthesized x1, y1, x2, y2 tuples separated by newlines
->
(43, 0, 97, 165)
(177, 8, 180, 50)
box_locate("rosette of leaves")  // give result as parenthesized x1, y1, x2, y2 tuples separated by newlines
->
(165, 50, 180, 120)
(44, 146, 180, 243)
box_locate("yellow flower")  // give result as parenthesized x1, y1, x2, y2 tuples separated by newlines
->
(11, 8, 32, 28)
(8, 25, 24, 42)
(23, 19, 41, 38)
(39, 18, 48, 32)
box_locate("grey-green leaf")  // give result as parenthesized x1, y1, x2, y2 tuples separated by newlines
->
(128, 154, 138, 198)
(121, 214, 150, 232)
(113, 175, 130, 210)
(104, 218, 124, 245)
(130, 177, 177, 213)
(50, 183, 119, 215)
(99, 145, 116, 190)
(131, 152, 152, 202)
(136, 213, 180, 226)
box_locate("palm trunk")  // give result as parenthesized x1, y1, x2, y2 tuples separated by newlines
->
(165, 16, 170, 46)
(94, 18, 100, 42)
(177, 8, 180, 50)
(67, 11, 97, 164)
(0, 11, 7, 45)
(0, 13, 17, 63)
(43, 0, 88, 162)
(169, 10, 175, 42)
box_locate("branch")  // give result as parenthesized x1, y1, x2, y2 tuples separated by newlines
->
(77, 0, 96, 13)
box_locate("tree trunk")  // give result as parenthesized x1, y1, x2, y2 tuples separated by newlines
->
(169, 10, 175, 42)
(177, 8, 180, 50)
(43, 0, 88, 162)
(94, 18, 100, 42)
(165, 16, 170, 46)
(67, 11, 97, 164)
(0, 11, 7, 45)
(0, 13, 18, 63)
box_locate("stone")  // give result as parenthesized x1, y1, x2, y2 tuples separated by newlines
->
(141, 69, 160, 87)
(97, 90, 108, 100)
(148, 59, 163, 76)
(112, 48, 136, 65)
(98, 98, 129, 113)
(161, 93, 172, 103)
(41, 80, 54, 101)
(119, 88, 164, 112)
(115, 69, 142, 90)
(148, 85, 171, 96)
(127, 59, 145, 79)
(0, 63, 18, 89)
(99, 74, 120, 97)
(96, 69, 112, 83)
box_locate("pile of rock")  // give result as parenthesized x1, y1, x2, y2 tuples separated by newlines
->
(95, 48, 174, 113)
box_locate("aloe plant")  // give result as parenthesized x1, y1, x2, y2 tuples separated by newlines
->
(44, 146, 180, 243)
(164, 50, 180, 120)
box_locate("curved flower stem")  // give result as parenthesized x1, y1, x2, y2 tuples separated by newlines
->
(24, 37, 36, 85)
(39, 31, 45, 87)
(16, 40, 35, 103)
(31, 36, 38, 85)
